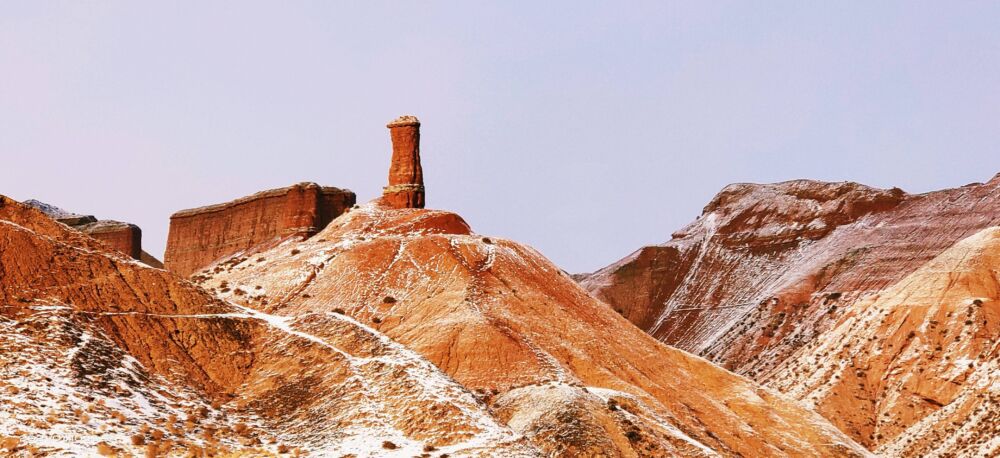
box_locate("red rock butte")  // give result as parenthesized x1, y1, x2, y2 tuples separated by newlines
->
(22, 199, 155, 266)
(76, 220, 142, 260)
(164, 182, 355, 276)
(381, 115, 424, 209)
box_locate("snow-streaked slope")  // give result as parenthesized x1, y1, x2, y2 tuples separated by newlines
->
(204, 201, 870, 457)
(766, 227, 1000, 456)
(0, 195, 536, 457)
(579, 175, 1000, 453)
(227, 304, 535, 457)
(0, 302, 247, 457)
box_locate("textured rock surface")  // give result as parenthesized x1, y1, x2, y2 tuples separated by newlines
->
(767, 227, 1000, 455)
(23, 199, 148, 263)
(0, 195, 536, 456)
(580, 180, 907, 340)
(76, 220, 142, 259)
(164, 182, 355, 276)
(204, 200, 869, 457)
(381, 115, 425, 209)
(580, 173, 1000, 453)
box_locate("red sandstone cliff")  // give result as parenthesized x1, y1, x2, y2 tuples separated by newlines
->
(23, 199, 153, 265)
(164, 182, 355, 276)
(76, 220, 143, 259)
(579, 173, 1000, 455)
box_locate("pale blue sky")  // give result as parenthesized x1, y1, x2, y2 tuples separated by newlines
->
(2, 2, 999, 272)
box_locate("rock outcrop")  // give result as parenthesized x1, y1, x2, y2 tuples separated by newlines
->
(202, 201, 869, 457)
(0, 195, 536, 456)
(579, 173, 1000, 454)
(76, 220, 142, 259)
(767, 227, 1000, 456)
(164, 182, 355, 276)
(381, 115, 425, 209)
(579, 180, 908, 339)
(23, 199, 152, 264)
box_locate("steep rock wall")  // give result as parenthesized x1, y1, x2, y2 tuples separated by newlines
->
(77, 220, 142, 259)
(164, 182, 355, 276)
(766, 227, 1000, 454)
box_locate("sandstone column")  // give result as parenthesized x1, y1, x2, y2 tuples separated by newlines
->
(382, 115, 425, 209)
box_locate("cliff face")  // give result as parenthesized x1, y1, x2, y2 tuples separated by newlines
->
(0, 195, 536, 456)
(579, 173, 1000, 453)
(23, 199, 147, 263)
(202, 201, 868, 457)
(76, 220, 142, 259)
(164, 182, 355, 276)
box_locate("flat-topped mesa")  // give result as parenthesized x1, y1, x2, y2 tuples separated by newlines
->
(381, 115, 424, 209)
(165, 182, 355, 276)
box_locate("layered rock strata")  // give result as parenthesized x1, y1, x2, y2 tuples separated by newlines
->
(76, 220, 142, 259)
(579, 173, 1000, 454)
(381, 115, 425, 209)
(768, 227, 1000, 455)
(164, 182, 355, 276)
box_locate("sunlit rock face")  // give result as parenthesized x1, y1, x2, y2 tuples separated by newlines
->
(0, 192, 866, 457)
(164, 182, 355, 276)
(23, 199, 150, 264)
(381, 115, 425, 209)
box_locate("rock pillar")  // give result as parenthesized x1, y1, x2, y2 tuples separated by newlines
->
(382, 115, 424, 209)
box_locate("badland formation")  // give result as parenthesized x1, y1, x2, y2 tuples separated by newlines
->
(1, 116, 996, 457)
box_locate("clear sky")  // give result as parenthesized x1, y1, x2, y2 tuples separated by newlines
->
(2, 2, 999, 273)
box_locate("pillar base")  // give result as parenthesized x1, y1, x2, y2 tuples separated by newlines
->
(382, 184, 425, 209)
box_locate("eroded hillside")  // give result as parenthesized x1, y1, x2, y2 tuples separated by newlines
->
(580, 174, 1000, 454)
(0, 195, 534, 457)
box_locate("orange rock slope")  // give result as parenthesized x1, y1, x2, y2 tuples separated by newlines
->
(767, 227, 1000, 456)
(580, 174, 1000, 454)
(200, 200, 868, 457)
(0, 195, 534, 457)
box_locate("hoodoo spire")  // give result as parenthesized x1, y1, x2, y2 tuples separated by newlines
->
(382, 115, 425, 209)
